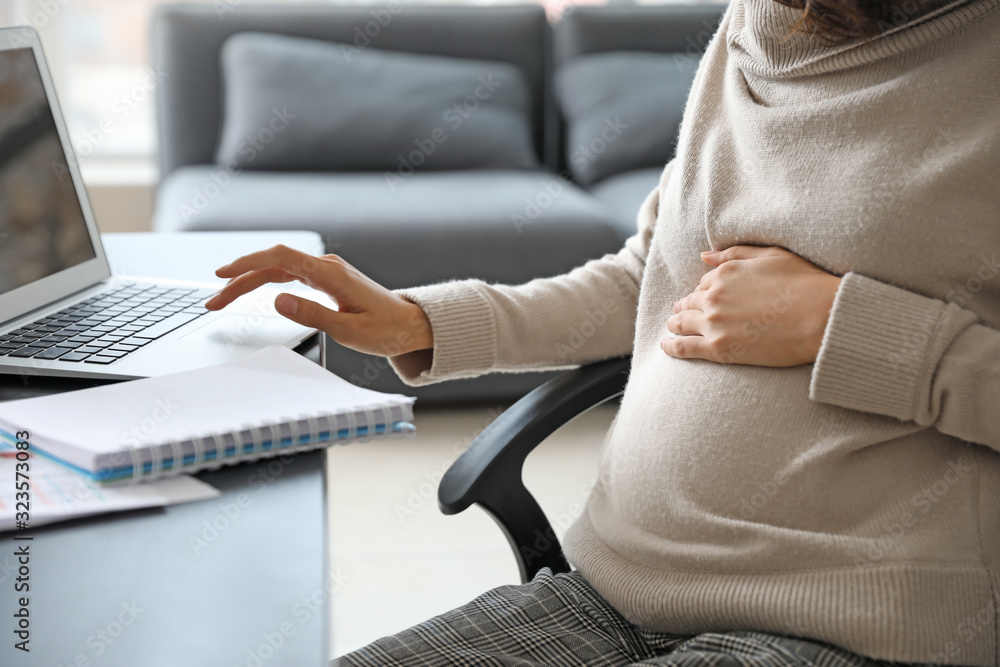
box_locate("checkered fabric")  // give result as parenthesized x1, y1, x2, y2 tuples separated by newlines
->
(334, 569, 918, 667)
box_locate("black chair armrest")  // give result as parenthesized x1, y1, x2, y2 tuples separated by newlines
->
(438, 356, 631, 583)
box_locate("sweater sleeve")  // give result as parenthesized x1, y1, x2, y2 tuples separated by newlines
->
(387, 162, 672, 386)
(809, 271, 1000, 450)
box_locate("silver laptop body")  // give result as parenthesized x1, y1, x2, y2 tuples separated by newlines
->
(0, 26, 316, 381)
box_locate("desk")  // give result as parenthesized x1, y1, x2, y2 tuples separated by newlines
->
(0, 232, 331, 667)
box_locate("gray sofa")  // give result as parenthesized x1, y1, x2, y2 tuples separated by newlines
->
(152, 3, 724, 404)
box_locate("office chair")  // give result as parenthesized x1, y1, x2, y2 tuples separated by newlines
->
(437, 356, 632, 583)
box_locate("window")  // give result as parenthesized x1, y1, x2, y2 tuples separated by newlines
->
(4, 0, 162, 158)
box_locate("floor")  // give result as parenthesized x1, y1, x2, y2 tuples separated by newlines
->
(325, 401, 618, 658)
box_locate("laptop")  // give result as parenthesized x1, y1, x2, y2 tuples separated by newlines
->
(0, 26, 316, 380)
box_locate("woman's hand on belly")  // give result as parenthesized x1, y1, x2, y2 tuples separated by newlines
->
(661, 245, 841, 367)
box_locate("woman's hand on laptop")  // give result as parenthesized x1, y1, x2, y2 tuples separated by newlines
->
(662, 245, 841, 367)
(204, 245, 433, 357)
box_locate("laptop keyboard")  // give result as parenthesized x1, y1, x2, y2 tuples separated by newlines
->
(0, 284, 216, 365)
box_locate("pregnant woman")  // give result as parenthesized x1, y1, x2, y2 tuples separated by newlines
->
(207, 0, 1000, 663)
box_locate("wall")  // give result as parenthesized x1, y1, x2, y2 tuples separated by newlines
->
(81, 160, 156, 234)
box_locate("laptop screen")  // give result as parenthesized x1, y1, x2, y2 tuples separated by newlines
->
(0, 47, 96, 297)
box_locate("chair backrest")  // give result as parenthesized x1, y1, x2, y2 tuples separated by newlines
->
(152, 4, 555, 178)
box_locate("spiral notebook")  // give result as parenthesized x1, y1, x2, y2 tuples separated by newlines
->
(0, 345, 415, 484)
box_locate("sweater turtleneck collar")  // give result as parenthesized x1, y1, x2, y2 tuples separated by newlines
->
(726, 0, 998, 79)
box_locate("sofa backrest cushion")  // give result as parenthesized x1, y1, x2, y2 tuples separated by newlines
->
(153, 5, 553, 178)
(556, 52, 700, 186)
(216, 33, 539, 173)
(552, 4, 726, 184)
(554, 5, 725, 67)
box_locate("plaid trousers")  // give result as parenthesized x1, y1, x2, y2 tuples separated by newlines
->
(334, 568, 924, 667)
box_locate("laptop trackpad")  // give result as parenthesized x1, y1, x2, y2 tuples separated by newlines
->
(179, 313, 307, 348)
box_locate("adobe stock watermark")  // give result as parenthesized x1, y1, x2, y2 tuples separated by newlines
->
(320, 235, 344, 254)
(211, 279, 311, 354)
(568, 116, 629, 184)
(52, 66, 169, 183)
(187, 493, 252, 556)
(383, 74, 505, 191)
(215, 0, 404, 63)
(519, 476, 596, 569)
(216, 303, 285, 353)
(0, 554, 15, 586)
(671, 16, 724, 67)
(8, 272, 137, 387)
(55, 600, 144, 666)
(555, 282, 634, 361)
(511, 178, 567, 234)
(188, 451, 300, 556)
(512, 116, 630, 234)
(865, 125, 959, 221)
(339, 1, 405, 62)
(736, 466, 791, 520)
(737, 412, 852, 520)
(118, 397, 180, 449)
(876, 0, 942, 32)
(886, 254, 999, 372)
(393, 407, 505, 523)
(177, 106, 296, 222)
(347, 309, 433, 389)
(945, 254, 1000, 308)
(91, 395, 181, 479)
(548, 0, 631, 24)
(5, 0, 72, 45)
(928, 598, 997, 663)
(206, 250, 336, 353)
(231, 567, 349, 667)
(845, 454, 977, 566)
(676, 285, 798, 365)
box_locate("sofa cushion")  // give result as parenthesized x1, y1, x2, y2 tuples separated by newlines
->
(154, 167, 622, 290)
(587, 167, 664, 240)
(556, 52, 700, 186)
(215, 32, 539, 173)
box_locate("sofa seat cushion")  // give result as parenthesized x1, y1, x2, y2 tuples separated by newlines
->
(154, 167, 623, 289)
(587, 167, 664, 239)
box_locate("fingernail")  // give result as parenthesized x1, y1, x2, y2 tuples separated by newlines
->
(701, 250, 717, 256)
(672, 300, 679, 313)
(276, 294, 298, 316)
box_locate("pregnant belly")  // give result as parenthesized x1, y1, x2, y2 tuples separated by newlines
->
(593, 355, 933, 569)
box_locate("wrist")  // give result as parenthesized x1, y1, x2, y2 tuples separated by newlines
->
(806, 274, 842, 361)
(402, 301, 434, 353)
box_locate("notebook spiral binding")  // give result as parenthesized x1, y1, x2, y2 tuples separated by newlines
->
(121, 401, 405, 482)
(168, 438, 185, 481)
(344, 410, 357, 441)
(250, 423, 265, 459)
(127, 445, 145, 484)
(266, 421, 282, 459)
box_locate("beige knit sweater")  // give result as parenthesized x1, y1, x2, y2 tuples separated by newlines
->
(388, 0, 1000, 663)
